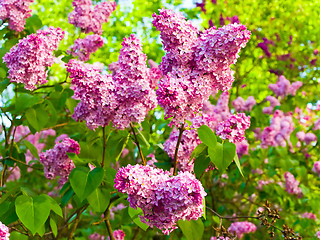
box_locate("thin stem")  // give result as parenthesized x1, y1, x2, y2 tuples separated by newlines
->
(101, 126, 106, 168)
(130, 123, 146, 165)
(206, 206, 260, 220)
(173, 122, 185, 175)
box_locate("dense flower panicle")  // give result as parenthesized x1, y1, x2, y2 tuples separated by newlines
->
(0, 221, 10, 240)
(193, 24, 250, 91)
(153, 8, 250, 126)
(284, 172, 302, 197)
(312, 162, 320, 177)
(3, 27, 65, 90)
(111, 230, 125, 240)
(88, 233, 104, 240)
(114, 164, 206, 234)
(232, 96, 256, 112)
(67, 59, 116, 130)
(261, 110, 294, 148)
(112, 34, 157, 129)
(216, 113, 250, 143)
(316, 231, 320, 239)
(68, 0, 116, 35)
(235, 140, 249, 158)
(263, 96, 280, 114)
(0, 0, 33, 32)
(313, 119, 320, 131)
(39, 138, 80, 184)
(148, 59, 162, 89)
(296, 131, 317, 145)
(301, 212, 317, 220)
(269, 75, 303, 98)
(67, 34, 103, 61)
(164, 114, 218, 172)
(228, 221, 257, 239)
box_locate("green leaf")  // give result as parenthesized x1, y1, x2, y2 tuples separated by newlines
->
(178, 218, 204, 240)
(87, 187, 110, 213)
(50, 218, 58, 237)
(202, 197, 206, 220)
(15, 195, 51, 235)
(197, 125, 217, 148)
(7, 231, 28, 240)
(193, 154, 210, 179)
(25, 108, 38, 131)
(208, 142, 236, 174)
(15, 93, 40, 113)
(223, 142, 236, 168)
(234, 154, 244, 177)
(25, 106, 49, 132)
(61, 187, 74, 207)
(128, 207, 149, 231)
(23, 140, 39, 160)
(69, 167, 104, 202)
(208, 143, 223, 171)
(44, 195, 63, 217)
(0, 67, 6, 79)
(190, 143, 207, 162)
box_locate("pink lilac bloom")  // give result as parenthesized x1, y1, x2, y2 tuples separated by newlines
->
(313, 119, 320, 131)
(316, 231, 320, 239)
(39, 138, 80, 185)
(153, 8, 250, 126)
(301, 212, 317, 220)
(112, 34, 157, 129)
(256, 179, 273, 190)
(67, 59, 116, 130)
(235, 140, 249, 158)
(68, 0, 116, 35)
(263, 96, 280, 114)
(284, 172, 302, 197)
(164, 114, 217, 172)
(0, 221, 10, 240)
(202, 91, 230, 122)
(88, 233, 104, 240)
(228, 221, 256, 239)
(312, 161, 320, 177)
(216, 113, 250, 143)
(268, 75, 303, 98)
(232, 96, 256, 112)
(304, 132, 317, 145)
(261, 110, 294, 148)
(110, 203, 127, 220)
(3, 27, 65, 90)
(67, 34, 104, 61)
(0, 0, 33, 32)
(114, 164, 206, 235)
(148, 59, 162, 89)
(110, 230, 125, 240)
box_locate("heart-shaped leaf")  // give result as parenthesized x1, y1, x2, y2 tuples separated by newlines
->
(69, 167, 104, 202)
(178, 218, 204, 240)
(190, 143, 208, 162)
(15, 195, 51, 235)
(128, 207, 149, 231)
(87, 187, 110, 213)
(197, 125, 217, 148)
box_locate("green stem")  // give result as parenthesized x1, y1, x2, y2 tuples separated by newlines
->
(173, 122, 185, 175)
(130, 123, 146, 165)
(101, 126, 106, 168)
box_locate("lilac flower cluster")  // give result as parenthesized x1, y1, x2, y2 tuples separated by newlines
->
(284, 172, 302, 197)
(316, 231, 320, 239)
(261, 110, 294, 148)
(69, 35, 157, 130)
(232, 96, 256, 112)
(235, 140, 249, 158)
(296, 131, 317, 145)
(228, 221, 257, 239)
(3, 27, 65, 90)
(301, 212, 317, 220)
(257, 37, 274, 57)
(314, 119, 320, 131)
(202, 91, 231, 122)
(153, 8, 250, 126)
(313, 162, 320, 177)
(0, 221, 10, 240)
(39, 138, 80, 185)
(114, 164, 206, 234)
(67, 34, 104, 61)
(68, 0, 116, 35)
(216, 113, 250, 143)
(0, 0, 33, 32)
(112, 34, 157, 129)
(269, 75, 303, 98)
(110, 230, 125, 240)
(67, 59, 116, 130)
(164, 114, 218, 172)
(263, 96, 280, 114)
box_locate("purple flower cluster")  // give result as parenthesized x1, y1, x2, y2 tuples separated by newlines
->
(263, 96, 280, 114)
(3, 27, 65, 90)
(216, 113, 250, 143)
(284, 172, 302, 197)
(228, 221, 257, 239)
(67, 34, 104, 61)
(269, 75, 303, 98)
(313, 162, 320, 177)
(112, 34, 157, 129)
(164, 114, 218, 172)
(39, 138, 80, 185)
(67, 59, 116, 130)
(257, 37, 274, 57)
(203, 91, 231, 122)
(301, 212, 317, 220)
(232, 96, 256, 112)
(316, 231, 320, 239)
(296, 131, 317, 145)
(261, 110, 294, 148)
(114, 164, 206, 234)
(0, 0, 33, 32)
(68, 35, 156, 130)
(68, 0, 116, 35)
(235, 140, 249, 158)
(0, 221, 10, 240)
(110, 230, 125, 240)
(153, 8, 250, 126)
